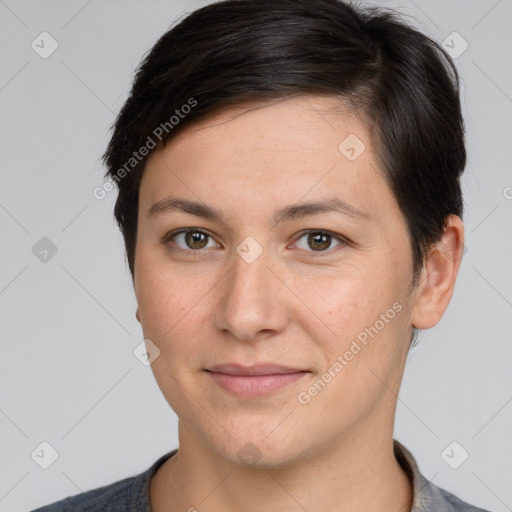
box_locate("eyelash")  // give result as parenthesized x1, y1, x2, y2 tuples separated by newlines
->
(163, 228, 349, 258)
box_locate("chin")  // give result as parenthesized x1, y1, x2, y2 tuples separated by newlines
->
(208, 425, 309, 470)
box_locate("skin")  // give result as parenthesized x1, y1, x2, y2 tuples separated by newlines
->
(132, 95, 464, 512)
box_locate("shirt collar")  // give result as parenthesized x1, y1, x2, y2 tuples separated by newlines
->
(394, 439, 455, 511)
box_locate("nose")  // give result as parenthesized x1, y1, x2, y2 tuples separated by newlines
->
(214, 244, 289, 342)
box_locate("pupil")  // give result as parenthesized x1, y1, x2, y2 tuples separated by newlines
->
(308, 232, 330, 251)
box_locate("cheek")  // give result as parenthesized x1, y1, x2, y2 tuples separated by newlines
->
(135, 261, 191, 340)
(302, 288, 407, 435)
(290, 262, 386, 342)
(296, 261, 408, 381)
(135, 259, 217, 371)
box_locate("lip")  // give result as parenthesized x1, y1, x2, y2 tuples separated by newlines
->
(206, 363, 307, 376)
(205, 363, 310, 398)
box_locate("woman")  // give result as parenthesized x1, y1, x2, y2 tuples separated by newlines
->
(33, 0, 492, 510)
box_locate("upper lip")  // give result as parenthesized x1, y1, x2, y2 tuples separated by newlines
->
(206, 363, 308, 376)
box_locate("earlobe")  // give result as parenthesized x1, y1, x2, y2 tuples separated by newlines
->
(410, 215, 464, 330)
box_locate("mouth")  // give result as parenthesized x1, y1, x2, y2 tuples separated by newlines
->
(205, 363, 310, 398)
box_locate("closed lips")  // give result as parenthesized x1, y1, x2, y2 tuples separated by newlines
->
(205, 364, 309, 376)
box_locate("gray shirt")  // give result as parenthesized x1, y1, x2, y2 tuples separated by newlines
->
(31, 439, 493, 511)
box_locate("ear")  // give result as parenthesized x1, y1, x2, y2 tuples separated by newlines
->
(136, 308, 141, 323)
(410, 215, 464, 330)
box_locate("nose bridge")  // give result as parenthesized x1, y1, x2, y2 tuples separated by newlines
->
(230, 244, 269, 299)
(216, 238, 287, 339)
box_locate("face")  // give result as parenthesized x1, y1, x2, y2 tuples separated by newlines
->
(133, 95, 418, 468)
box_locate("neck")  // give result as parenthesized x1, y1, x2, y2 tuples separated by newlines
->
(150, 422, 413, 512)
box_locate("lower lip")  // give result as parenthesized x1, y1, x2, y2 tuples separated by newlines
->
(206, 371, 309, 398)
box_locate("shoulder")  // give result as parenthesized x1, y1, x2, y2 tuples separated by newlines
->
(433, 484, 494, 512)
(29, 449, 178, 512)
(393, 439, 494, 512)
(29, 475, 135, 512)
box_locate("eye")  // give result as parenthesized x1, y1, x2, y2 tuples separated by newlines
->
(164, 229, 220, 252)
(163, 228, 348, 257)
(292, 230, 347, 256)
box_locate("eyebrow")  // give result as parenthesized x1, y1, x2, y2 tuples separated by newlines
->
(147, 196, 371, 225)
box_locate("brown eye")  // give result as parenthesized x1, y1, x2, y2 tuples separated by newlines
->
(307, 232, 332, 251)
(184, 231, 209, 249)
(293, 230, 346, 255)
(166, 229, 219, 251)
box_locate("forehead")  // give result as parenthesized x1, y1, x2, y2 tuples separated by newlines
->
(165, 95, 371, 159)
(140, 95, 397, 223)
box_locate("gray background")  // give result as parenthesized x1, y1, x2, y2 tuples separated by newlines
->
(1, 0, 511, 511)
